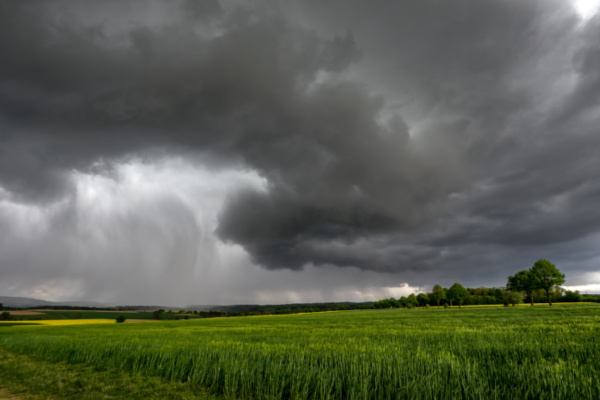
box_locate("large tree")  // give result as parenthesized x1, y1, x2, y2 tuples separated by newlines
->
(507, 270, 539, 306)
(406, 294, 418, 308)
(430, 285, 446, 308)
(416, 293, 430, 308)
(530, 259, 565, 306)
(447, 283, 470, 308)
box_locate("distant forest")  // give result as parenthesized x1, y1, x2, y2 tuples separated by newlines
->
(161, 288, 598, 318)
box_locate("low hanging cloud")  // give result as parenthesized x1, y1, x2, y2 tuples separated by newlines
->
(1, 0, 599, 304)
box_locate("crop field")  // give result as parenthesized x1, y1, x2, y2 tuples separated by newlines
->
(1, 304, 599, 399)
(0, 319, 118, 326)
(3, 309, 174, 321)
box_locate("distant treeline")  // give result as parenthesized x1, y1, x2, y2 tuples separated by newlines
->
(164, 302, 374, 318)
(371, 287, 600, 310)
(370, 259, 599, 310)
(1, 291, 598, 321)
(166, 289, 600, 318)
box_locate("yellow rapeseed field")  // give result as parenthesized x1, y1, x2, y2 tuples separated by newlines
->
(0, 319, 115, 326)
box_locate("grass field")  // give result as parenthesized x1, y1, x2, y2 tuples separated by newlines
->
(1, 304, 599, 399)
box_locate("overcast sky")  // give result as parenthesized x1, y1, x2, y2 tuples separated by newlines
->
(1, 0, 599, 307)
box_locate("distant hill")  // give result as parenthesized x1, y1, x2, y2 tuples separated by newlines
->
(185, 305, 225, 312)
(0, 296, 109, 309)
(0, 296, 184, 311)
(0, 296, 376, 313)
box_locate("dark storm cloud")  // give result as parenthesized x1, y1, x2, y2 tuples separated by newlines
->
(0, 0, 599, 286)
(0, 1, 366, 198)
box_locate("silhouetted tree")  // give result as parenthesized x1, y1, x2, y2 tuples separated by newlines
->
(407, 294, 418, 308)
(507, 270, 539, 306)
(430, 285, 446, 308)
(530, 259, 565, 306)
(447, 283, 469, 308)
(153, 309, 164, 320)
(417, 293, 430, 308)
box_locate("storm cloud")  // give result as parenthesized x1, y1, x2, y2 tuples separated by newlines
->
(1, 0, 599, 305)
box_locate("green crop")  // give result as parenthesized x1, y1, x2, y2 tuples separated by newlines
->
(1, 305, 599, 399)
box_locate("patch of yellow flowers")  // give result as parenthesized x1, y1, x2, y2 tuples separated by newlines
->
(0, 319, 115, 326)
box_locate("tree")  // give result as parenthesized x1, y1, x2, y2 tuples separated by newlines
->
(115, 315, 126, 323)
(530, 259, 565, 306)
(417, 293, 430, 308)
(71, 312, 83, 319)
(398, 297, 408, 308)
(406, 294, 418, 308)
(507, 270, 539, 306)
(563, 290, 583, 302)
(446, 288, 455, 307)
(430, 285, 446, 308)
(502, 291, 523, 306)
(447, 283, 469, 308)
(373, 298, 399, 309)
(153, 309, 164, 320)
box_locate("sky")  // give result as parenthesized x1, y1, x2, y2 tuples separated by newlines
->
(1, 0, 600, 307)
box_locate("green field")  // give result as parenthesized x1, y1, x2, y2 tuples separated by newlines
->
(1, 304, 599, 399)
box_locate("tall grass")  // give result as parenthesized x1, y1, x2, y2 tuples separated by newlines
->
(1, 305, 599, 399)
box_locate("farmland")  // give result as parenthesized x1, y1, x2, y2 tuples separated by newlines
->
(2, 309, 182, 321)
(1, 304, 599, 399)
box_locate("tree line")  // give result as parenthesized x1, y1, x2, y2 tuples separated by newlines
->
(179, 258, 591, 315)
(373, 259, 592, 309)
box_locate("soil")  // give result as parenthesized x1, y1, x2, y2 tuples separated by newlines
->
(0, 388, 23, 399)
(4, 311, 44, 316)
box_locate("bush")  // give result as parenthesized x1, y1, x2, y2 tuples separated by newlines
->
(115, 315, 126, 323)
(563, 291, 583, 302)
(502, 291, 524, 307)
(153, 310, 163, 320)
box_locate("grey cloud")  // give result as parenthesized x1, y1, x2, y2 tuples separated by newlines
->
(1, 0, 599, 297)
(0, 1, 463, 268)
(0, 1, 362, 196)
